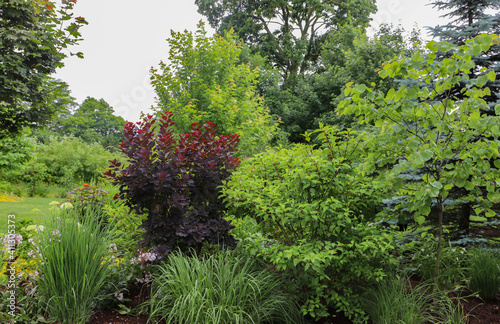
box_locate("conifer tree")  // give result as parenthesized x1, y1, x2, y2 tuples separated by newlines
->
(429, 0, 500, 109)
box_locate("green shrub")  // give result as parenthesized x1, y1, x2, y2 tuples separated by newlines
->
(469, 249, 500, 300)
(36, 208, 115, 323)
(104, 200, 146, 254)
(223, 125, 396, 322)
(4, 137, 118, 188)
(149, 250, 303, 324)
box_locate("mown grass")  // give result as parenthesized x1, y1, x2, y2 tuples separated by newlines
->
(0, 197, 63, 233)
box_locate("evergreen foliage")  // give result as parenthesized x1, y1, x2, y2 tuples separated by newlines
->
(428, 0, 500, 109)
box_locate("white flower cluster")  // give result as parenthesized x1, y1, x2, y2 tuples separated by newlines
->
(131, 250, 157, 265)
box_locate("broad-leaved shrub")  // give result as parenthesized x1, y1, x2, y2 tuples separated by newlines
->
(223, 125, 396, 322)
(105, 111, 240, 259)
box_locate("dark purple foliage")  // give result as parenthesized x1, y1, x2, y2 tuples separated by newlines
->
(104, 111, 240, 258)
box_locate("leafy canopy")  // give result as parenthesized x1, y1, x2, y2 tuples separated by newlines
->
(339, 34, 500, 222)
(0, 0, 87, 138)
(151, 22, 276, 156)
(196, 0, 377, 82)
(53, 97, 128, 150)
(338, 33, 500, 287)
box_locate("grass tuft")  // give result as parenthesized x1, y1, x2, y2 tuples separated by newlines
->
(36, 208, 115, 324)
(149, 249, 303, 324)
(469, 248, 500, 300)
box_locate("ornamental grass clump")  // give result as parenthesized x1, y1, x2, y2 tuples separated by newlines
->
(36, 208, 115, 324)
(469, 248, 500, 300)
(149, 250, 303, 324)
(363, 275, 468, 324)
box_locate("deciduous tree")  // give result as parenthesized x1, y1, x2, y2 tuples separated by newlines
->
(339, 34, 500, 288)
(151, 22, 276, 156)
(195, 0, 377, 82)
(0, 0, 87, 138)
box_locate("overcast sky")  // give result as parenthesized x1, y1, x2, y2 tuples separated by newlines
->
(54, 0, 449, 122)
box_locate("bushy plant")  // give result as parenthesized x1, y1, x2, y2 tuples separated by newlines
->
(468, 248, 500, 300)
(0, 219, 46, 323)
(4, 136, 116, 188)
(36, 209, 115, 324)
(149, 250, 303, 324)
(223, 125, 395, 322)
(151, 22, 276, 156)
(105, 111, 240, 259)
(65, 183, 109, 225)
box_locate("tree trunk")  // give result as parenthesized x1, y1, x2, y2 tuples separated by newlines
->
(434, 194, 445, 291)
(458, 202, 471, 234)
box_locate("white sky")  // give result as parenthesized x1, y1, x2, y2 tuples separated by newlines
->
(54, 0, 449, 122)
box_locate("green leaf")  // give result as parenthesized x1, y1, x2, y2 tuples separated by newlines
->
(355, 84, 368, 93)
(415, 215, 426, 224)
(487, 70, 496, 81)
(420, 150, 433, 162)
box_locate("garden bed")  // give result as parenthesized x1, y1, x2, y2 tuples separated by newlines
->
(88, 281, 500, 324)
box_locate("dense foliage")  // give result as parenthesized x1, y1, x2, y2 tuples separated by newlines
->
(263, 24, 423, 142)
(196, 0, 377, 82)
(105, 111, 240, 258)
(429, 0, 500, 110)
(339, 34, 500, 287)
(3, 136, 115, 189)
(223, 125, 395, 321)
(53, 97, 128, 150)
(0, 0, 86, 139)
(151, 22, 276, 156)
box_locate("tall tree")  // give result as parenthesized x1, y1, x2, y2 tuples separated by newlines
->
(195, 0, 377, 83)
(428, 0, 500, 109)
(54, 97, 128, 150)
(0, 0, 87, 139)
(428, 1, 500, 232)
(150, 22, 276, 156)
(259, 24, 422, 142)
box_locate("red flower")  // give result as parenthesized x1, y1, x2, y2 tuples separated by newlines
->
(83, 183, 89, 187)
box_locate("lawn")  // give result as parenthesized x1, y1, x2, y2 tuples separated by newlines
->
(0, 197, 63, 233)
